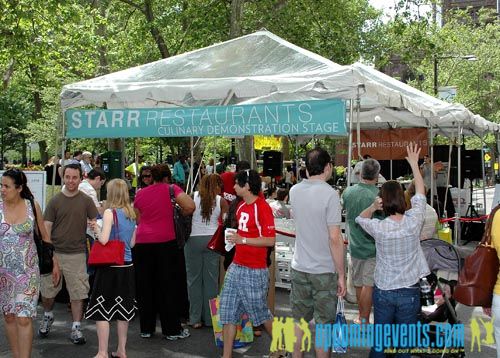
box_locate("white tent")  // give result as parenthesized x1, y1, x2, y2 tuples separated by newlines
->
(60, 30, 497, 136)
(61, 30, 498, 243)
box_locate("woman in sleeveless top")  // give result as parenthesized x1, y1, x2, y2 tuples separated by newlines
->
(85, 179, 137, 358)
(0, 169, 54, 358)
(185, 174, 228, 328)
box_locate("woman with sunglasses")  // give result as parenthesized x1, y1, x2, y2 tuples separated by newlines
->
(0, 169, 58, 358)
(137, 165, 153, 192)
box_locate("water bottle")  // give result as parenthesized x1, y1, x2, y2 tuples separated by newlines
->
(420, 277, 434, 306)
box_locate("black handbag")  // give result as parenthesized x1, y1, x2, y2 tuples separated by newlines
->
(169, 185, 192, 249)
(29, 199, 54, 274)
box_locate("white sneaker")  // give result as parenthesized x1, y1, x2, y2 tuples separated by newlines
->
(70, 326, 86, 345)
(38, 315, 54, 337)
(164, 328, 190, 341)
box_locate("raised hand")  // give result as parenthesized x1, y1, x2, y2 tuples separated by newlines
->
(405, 143, 421, 167)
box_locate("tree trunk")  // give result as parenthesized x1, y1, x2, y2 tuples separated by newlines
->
(230, 0, 244, 38)
(92, 0, 122, 153)
(21, 135, 27, 165)
(95, 0, 110, 76)
(29, 64, 49, 164)
(38, 140, 48, 164)
(281, 136, 290, 160)
(144, 0, 170, 58)
(230, 0, 255, 167)
(0, 129, 5, 169)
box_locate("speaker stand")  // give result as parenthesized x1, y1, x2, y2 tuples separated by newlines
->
(461, 184, 483, 245)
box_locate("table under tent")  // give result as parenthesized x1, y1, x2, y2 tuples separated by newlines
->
(60, 30, 498, 305)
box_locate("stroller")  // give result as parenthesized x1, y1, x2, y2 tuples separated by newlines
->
(419, 238, 466, 357)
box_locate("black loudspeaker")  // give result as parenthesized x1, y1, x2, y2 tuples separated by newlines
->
(433, 145, 461, 166)
(263, 150, 283, 177)
(378, 160, 411, 180)
(462, 150, 482, 180)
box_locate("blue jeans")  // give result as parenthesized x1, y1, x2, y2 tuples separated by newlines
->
(369, 285, 420, 358)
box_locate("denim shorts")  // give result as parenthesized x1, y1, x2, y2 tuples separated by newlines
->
(219, 264, 272, 326)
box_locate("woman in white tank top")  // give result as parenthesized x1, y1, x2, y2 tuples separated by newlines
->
(185, 174, 228, 328)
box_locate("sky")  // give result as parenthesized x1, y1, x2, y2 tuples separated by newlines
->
(369, 0, 435, 22)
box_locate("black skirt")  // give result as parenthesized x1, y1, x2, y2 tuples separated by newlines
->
(85, 264, 137, 321)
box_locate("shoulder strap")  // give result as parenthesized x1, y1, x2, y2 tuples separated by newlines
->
(482, 204, 500, 246)
(169, 185, 177, 211)
(112, 209, 120, 241)
(28, 198, 41, 237)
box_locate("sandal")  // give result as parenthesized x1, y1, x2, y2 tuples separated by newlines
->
(192, 323, 203, 329)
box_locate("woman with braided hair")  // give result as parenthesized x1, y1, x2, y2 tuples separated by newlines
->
(185, 174, 228, 328)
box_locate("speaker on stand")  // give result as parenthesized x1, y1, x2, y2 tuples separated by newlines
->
(460, 150, 485, 244)
(263, 150, 283, 177)
(263, 151, 283, 195)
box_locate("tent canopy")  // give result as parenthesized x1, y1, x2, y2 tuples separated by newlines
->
(61, 30, 497, 137)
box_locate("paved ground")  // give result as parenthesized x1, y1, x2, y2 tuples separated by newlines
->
(0, 286, 497, 357)
(1, 187, 497, 357)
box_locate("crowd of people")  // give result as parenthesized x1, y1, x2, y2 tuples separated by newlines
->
(1, 145, 498, 358)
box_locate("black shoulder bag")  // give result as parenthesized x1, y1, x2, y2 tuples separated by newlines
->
(29, 199, 54, 274)
(169, 185, 192, 249)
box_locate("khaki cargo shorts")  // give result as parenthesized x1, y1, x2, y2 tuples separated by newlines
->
(290, 268, 338, 324)
(351, 256, 376, 287)
(41, 252, 89, 301)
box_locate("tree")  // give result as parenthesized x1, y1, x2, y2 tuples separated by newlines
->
(374, 5, 499, 154)
(0, 89, 31, 165)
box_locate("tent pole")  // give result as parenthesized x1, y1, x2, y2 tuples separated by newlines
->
(430, 125, 435, 209)
(295, 135, 299, 181)
(347, 99, 354, 186)
(390, 160, 393, 180)
(191, 137, 203, 193)
(480, 132, 487, 213)
(356, 87, 361, 160)
(60, 108, 67, 190)
(51, 110, 65, 200)
(455, 124, 462, 245)
(250, 135, 255, 170)
(188, 136, 194, 194)
(213, 136, 217, 170)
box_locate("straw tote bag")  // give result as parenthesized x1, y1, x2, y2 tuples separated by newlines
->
(454, 205, 500, 307)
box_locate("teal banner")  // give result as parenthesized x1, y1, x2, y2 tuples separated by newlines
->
(65, 99, 346, 138)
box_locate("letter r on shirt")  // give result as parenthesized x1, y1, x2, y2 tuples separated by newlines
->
(239, 212, 250, 232)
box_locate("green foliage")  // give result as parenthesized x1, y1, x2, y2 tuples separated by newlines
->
(1, 0, 496, 164)
(0, 89, 31, 157)
(375, 5, 499, 151)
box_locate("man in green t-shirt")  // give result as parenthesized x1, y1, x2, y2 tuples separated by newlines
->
(342, 158, 381, 324)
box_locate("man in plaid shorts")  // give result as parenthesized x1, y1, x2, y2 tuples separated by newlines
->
(221, 169, 278, 358)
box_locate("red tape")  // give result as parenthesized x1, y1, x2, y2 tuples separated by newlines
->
(439, 215, 488, 224)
